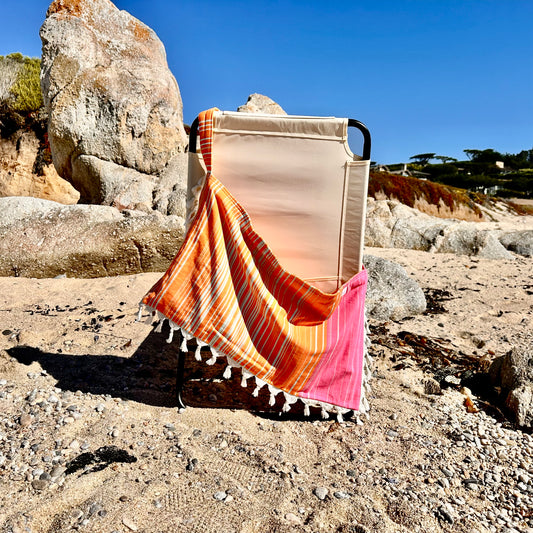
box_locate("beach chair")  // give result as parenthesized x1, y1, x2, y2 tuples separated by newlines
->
(140, 108, 372, 421)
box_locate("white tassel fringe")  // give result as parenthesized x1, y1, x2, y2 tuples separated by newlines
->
(140, 303, 373, 421)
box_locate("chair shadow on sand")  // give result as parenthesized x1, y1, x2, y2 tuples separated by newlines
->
(7, 320, 310, 419)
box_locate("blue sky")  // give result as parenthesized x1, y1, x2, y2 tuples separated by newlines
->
(1, 1, 532, 164)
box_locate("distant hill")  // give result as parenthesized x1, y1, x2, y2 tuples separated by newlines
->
(369, 171, 532, 221)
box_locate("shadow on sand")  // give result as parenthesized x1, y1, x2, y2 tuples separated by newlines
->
(7, 322, 311, 419)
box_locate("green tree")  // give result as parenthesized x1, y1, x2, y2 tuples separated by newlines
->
(434, 155, 457, 163)
(409, 153, 435, 165)
(463, 148, 503, 164)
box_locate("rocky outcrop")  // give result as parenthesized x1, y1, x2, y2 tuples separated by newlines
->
(364, 254, 426, 321)
(489, 346, 533, 428)
(0, 130, 79, 204)
(0, 197, 184, 278)
(237, 94, 287, 115)
(40, 0, 188, 215)
(365, 199, 517, 259)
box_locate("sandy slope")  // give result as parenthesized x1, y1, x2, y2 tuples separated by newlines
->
(0, 232, 532, 532)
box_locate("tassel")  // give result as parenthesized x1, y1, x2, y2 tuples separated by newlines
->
(167, 326, 175, 344)
(206, 346, 219, 365)
(303, 402, 311, 417)
(320, 405, 329, 419)
(223, 357, 240, 379)
(268, 384, 281, 406)
(282, 392, 298, 413)
(252, 377, 266, 397)
(241, 369, 253, 387)
(194, 344, 203, 361)
(180, 334, 188, 353)
(362, 396, 370, 412)
(136, 304, 145, 322)
(145, 311, 155, 325)
(336, 407, 349, 423)
(154, 318, 164, 334)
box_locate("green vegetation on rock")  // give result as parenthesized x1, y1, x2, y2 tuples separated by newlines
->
(0, 53, 45, 139)
(9, 54, 43, 113)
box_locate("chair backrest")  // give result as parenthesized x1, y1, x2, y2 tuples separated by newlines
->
(187, 110, 370, 293)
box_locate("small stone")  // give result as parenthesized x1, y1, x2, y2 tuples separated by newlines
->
(70, 509, 83, 520)
(19, 414, 32, 427)
(438, 505, 455, 524)
(214, 491, 227, 501)
(122, 517, 138, 531)
(444, 375, 461, 386)
(313, 487, 328, 500)
(119, 495, 129, 502)
(224, 494, 234, 503)
(32, 479, 48, 491)
(186, 458, 198, 471)
(153, 499, 163, 509)
(285, 512, 301, 525)
(424, 379, 442, 395)
(333, 491, 351, 499)
(88, 503, 103, 516)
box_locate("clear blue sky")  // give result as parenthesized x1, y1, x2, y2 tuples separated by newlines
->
(1, 1, 532, 164)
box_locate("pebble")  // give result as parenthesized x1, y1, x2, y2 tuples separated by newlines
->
(313, 487, 328, 500)
(333, 491, 351, 499)
(31, 479, 48, 491)
(18, 414, 32, 427)
(285, 512, 302, 525)
(0, 352, 532, 533)
(122, 517, 138, 531)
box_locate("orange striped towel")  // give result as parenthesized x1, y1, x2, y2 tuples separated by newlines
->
(139, 109, 370, 420)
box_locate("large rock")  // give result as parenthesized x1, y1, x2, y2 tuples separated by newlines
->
(0, 197, 184, 278)
(363, 254, 426, 321)
(40, 0, 188, 215)
(0, 130, 79, 204)
(365, 199, 452, 251)
(436, 223, 513, 259)
(489, 346, 533, 428)
(365, 198, 516, 259)
(499, 230, 533, 257)
(237, 94, 287, 115)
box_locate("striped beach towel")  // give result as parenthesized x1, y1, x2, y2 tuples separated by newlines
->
(139, 109, 370, 420)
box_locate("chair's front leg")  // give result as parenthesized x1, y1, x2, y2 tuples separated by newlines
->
(176, 349, 187, 409)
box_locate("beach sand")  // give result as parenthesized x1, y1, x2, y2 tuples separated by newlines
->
(0, 234, 532, 532)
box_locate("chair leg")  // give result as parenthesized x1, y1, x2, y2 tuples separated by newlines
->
(176, 348, 187, 409)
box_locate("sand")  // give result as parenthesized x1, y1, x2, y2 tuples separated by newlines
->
(0, 216, 532, 533)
